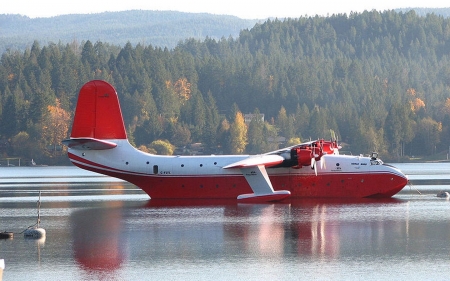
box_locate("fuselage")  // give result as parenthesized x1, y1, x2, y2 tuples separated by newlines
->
(68, 139, 408, 199)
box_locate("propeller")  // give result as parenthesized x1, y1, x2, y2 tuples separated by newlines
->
(293, 139, 330, 175)
(310, 140, 325, 176)
(329, 129, 342, 153)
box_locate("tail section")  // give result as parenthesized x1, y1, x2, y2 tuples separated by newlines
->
(70, 80, 127, 140)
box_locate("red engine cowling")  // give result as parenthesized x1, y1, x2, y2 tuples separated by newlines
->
(321, 140, 337, 155)
(290, 139, 339, 168)
(294, 147, 313, 167)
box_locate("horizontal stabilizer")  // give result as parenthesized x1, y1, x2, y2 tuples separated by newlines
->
(62, 138, 117, 150)
(223, 155, 284, 169)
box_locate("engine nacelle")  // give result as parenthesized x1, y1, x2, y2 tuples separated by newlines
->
(321, 140, 339, 155)
(275, 139, 340, 169)
(295, 148, 312, 167)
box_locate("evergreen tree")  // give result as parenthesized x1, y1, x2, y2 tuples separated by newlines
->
(203, 91, 220, 150)
(308, 106, 329, 140)
(217, 118, 231, 154)
(247, 108, 266, 154)
(1, 94, 18, 138)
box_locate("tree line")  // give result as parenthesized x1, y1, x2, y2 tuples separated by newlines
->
(1, 10, 450, 164)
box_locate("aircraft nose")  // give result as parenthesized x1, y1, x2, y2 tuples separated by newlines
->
(385, 165, 408, 196)
(398, 171, 408, 187)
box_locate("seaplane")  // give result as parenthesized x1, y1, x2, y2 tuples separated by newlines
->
(63, 80, 408, 203)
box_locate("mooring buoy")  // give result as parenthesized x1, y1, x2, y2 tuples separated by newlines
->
(23, 191, 46, 239)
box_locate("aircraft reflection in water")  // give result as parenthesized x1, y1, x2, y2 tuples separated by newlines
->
(70, 198, 405, 275)
(70, 203, 127, 277)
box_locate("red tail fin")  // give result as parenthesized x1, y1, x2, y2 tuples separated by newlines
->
(70, 80, 127, 139)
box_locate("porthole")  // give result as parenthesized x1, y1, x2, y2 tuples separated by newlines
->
(200, 164, 203, 167)
(126, 162, 129, 165)
(146, 161, 149, 164)
(214, 162, 217, 165)
(181, 164, 184, 167)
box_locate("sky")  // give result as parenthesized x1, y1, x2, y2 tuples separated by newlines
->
(1, 0, 449, 19)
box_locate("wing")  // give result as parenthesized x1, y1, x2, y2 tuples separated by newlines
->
(62, 138, 117, 150)
(223, 154, 284, 169)
(223, 155, 290, 203)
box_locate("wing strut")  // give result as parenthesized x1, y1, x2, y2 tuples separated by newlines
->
(237, 165, 290, 203)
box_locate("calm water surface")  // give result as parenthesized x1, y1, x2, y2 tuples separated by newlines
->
(1, 164, 450, 280)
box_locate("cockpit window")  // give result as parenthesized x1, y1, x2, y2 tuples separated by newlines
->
(370, 159, 383, 165)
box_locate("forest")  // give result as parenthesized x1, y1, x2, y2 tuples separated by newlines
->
(1, 9, 450, 165)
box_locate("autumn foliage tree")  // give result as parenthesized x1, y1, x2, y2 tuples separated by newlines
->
(149, 139, 175, 155)
(41, 99, 70, 157)
(230, 111, 247, 154)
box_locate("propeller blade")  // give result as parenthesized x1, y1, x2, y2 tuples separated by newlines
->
(320, 157, 326, 170)
(311, 158, 317, 176)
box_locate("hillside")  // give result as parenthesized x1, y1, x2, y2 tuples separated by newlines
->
(0, 10, 260, 53)
(395, 7, 450, 17)
(2, 8, 450, 54)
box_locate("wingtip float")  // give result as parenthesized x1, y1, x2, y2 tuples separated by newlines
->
(63, 80, 408, 203)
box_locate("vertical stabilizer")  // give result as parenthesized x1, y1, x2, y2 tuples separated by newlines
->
(70, 80, 127, 140)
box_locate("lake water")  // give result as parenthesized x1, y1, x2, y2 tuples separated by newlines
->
(1, 163, 450, 280)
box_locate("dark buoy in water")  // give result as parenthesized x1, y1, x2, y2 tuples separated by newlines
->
(0, 232, 13, 239)
(23, 191, 46, 239)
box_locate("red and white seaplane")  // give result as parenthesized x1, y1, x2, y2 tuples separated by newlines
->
(63, 80, 408, 202)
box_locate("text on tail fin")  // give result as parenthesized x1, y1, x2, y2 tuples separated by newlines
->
(70, 80, 127, 140)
